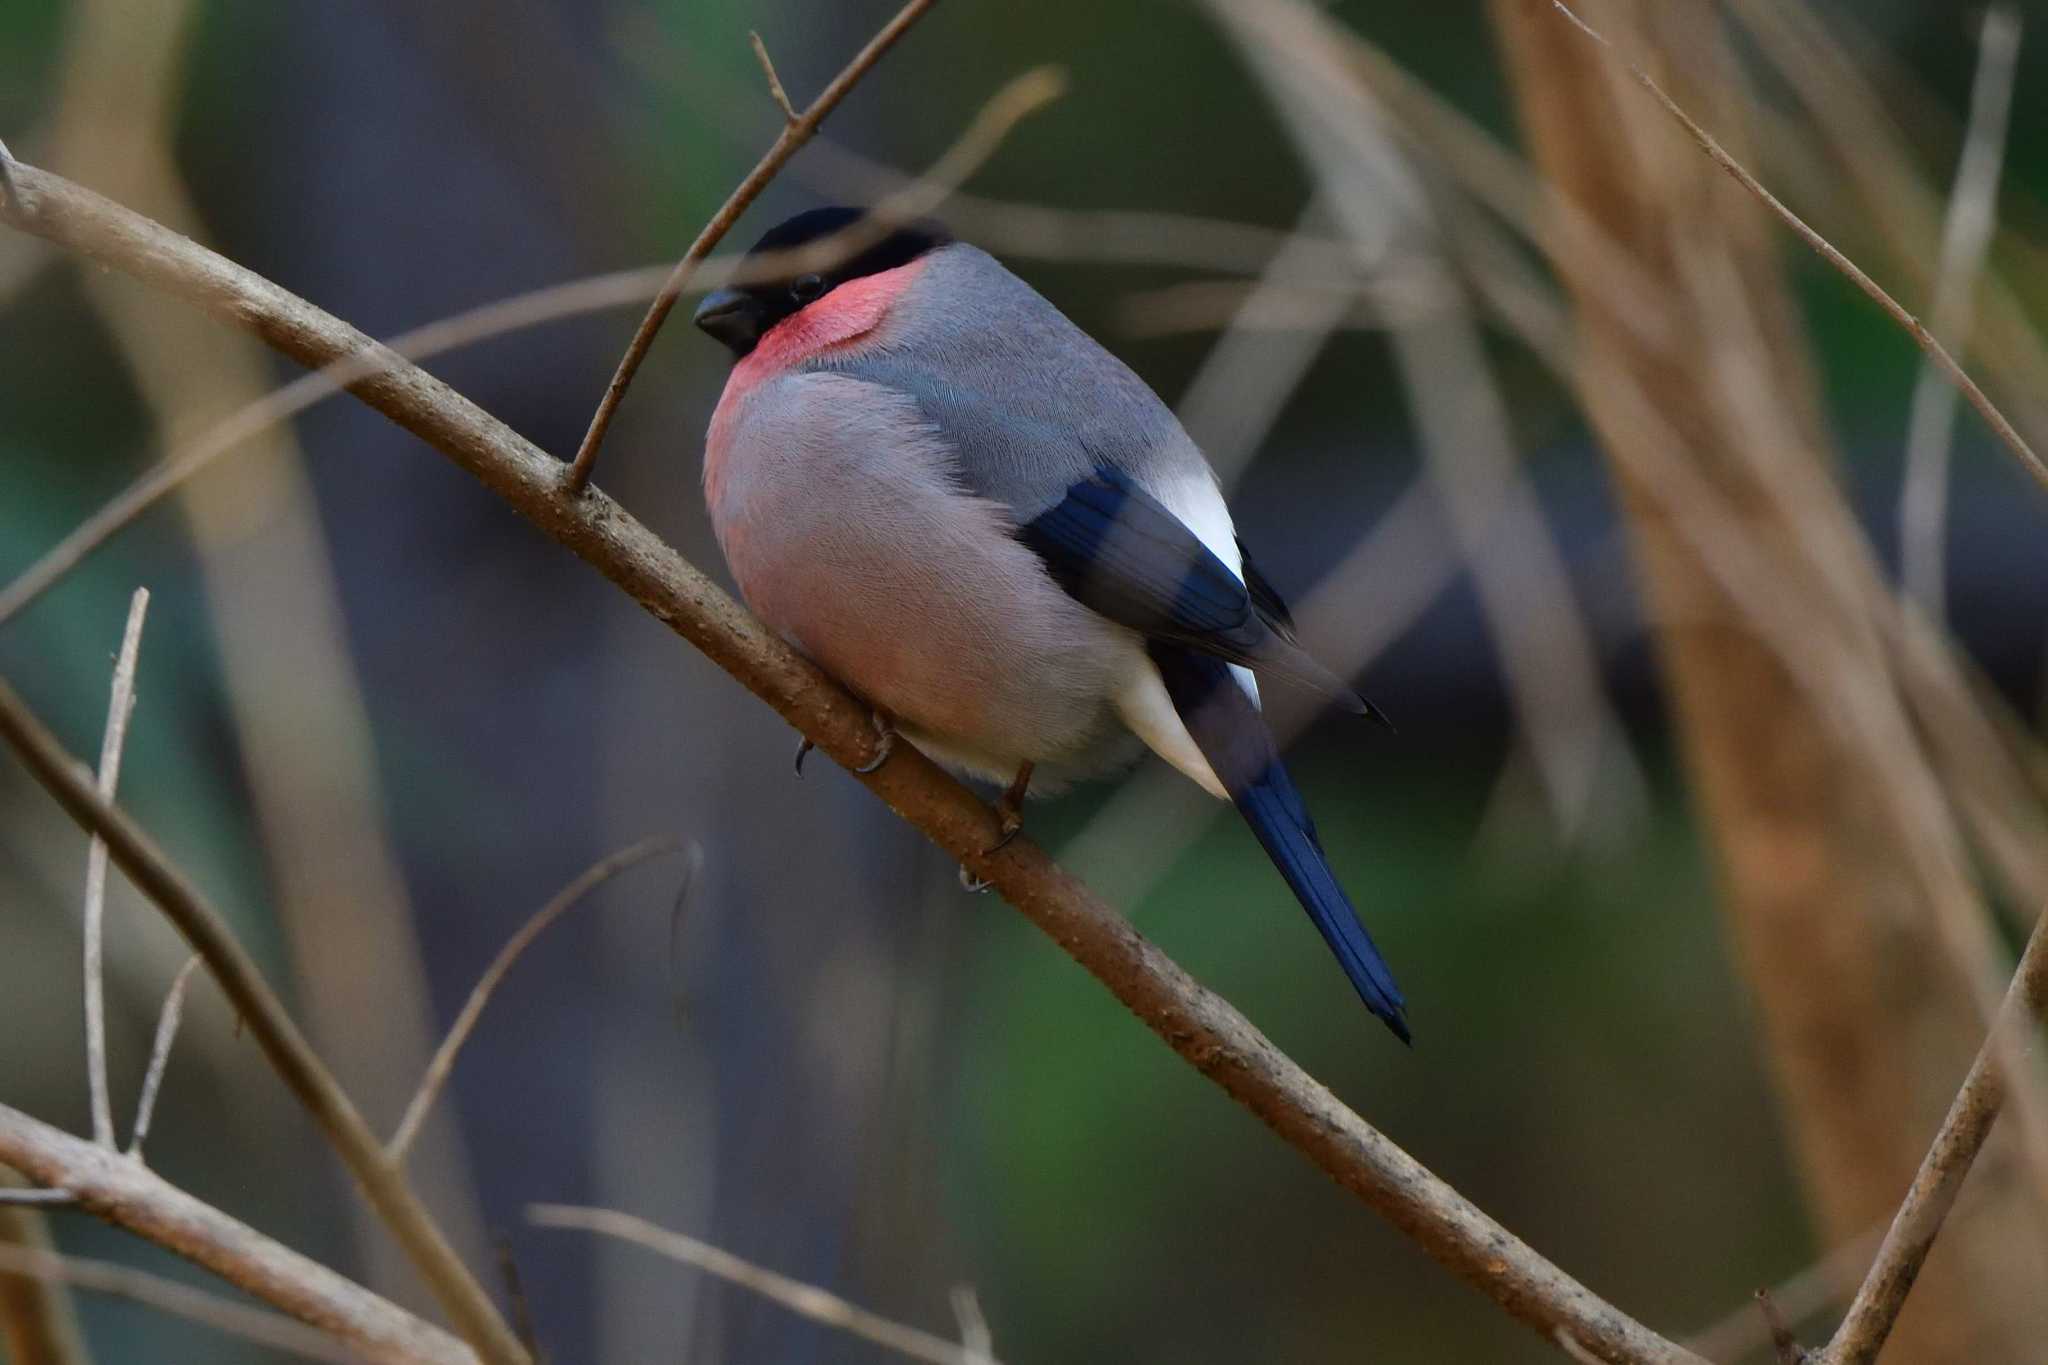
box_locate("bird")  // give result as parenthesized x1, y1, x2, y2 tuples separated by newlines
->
(692, 206, 1409, 1042)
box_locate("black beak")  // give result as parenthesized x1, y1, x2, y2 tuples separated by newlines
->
(693, 287, 764, 356)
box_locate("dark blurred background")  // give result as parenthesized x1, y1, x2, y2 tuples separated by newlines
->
(3, 1, 2045, 1361)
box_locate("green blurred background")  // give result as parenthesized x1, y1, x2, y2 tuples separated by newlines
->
(2, 1, 2044, 1361)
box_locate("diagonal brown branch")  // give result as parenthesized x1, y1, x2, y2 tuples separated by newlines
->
(0, 1104, 476, 1365)
(0, 159, 1701, 1365)
(0, 673, 525, 1362)
(1818, 912, 2048, 1364)
(563, 0, 938, 492)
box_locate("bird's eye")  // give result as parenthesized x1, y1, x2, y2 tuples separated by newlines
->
(790, 273, 826, 303)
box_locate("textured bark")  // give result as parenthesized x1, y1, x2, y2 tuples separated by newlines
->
(1491, 2, 2048, 1358)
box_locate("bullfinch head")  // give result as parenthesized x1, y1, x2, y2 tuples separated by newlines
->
(692, 206, 953, 357)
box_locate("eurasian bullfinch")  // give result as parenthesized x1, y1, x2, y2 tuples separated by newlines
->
(693, 207, 1409, 1042)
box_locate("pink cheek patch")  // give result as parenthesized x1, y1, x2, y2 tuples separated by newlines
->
(724, 256, 928, 401)
(704, 255, 930, 506)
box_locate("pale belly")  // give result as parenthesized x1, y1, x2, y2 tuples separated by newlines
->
(707, 383, 1146, 787)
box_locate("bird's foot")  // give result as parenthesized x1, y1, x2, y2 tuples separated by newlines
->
(958, 864, 993, 894)
(852, 710, 895, 774)
(985, 761, 1034, 853)
(792, 736, 814, 776)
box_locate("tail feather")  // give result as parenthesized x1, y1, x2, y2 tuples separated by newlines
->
(1148, 645, 1410, 1042)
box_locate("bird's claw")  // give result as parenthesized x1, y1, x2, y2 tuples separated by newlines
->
(958, 865, 993, 894)
(983, 762, 1033, 853)
(792, 737, 814, 776)
(852, 713, 894, 774)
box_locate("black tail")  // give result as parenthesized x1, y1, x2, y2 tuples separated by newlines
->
(1149, 644, 1410, 1043)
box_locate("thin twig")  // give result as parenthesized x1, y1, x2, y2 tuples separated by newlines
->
(749, 31, 800, 124)
(0, 1242, 376, 1365)
(1756, 1289, 1805, 1365)
(492, 1239, 539, 1363)
(126, 954, 200, 1160)
(1898, 5, 2020, 617)
(563, 0, 939, 492)
(0, 1103, 477, 1365)
(0, 677, 527, 1365)
(1682, 1227, 1882, 1362)
(1547, 0, 2048, 495)
(0, 1192, 77, 1209)
(1818, 911, 2048, 1364)
(0, 158, 1705, 1365)
(83, 586, 148, 1149)
(530, 1205, 1000, 1365)
(950, 1286, 993, 1365)
(387, 836, 690, 1161)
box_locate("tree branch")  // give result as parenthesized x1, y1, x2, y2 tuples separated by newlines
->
(563, 0, 938, 492)
(1818, 911, 2048, 1363)
(0, 159, 1701, 1364)
(0, 666, 526, 1365)
(0, 1104, 476, 1365)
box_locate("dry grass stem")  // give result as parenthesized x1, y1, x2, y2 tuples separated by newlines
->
(1898, 6, 2020, 616)
(1547, 0, 2048, 494)
(81, 587, 148, 1150)
(531, 1204, 997, 1365)
(0, 1167, 93, 1365)
(563, 0, 939, 491)
(388, 837, 691, 1162)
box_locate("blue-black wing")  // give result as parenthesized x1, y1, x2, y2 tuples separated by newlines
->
(1017, 468, 1373, 715)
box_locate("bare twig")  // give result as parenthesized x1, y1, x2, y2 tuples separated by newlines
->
(1547, 0, 2048, 495)
(0, 1104, 477, 1365)
(749, 31, 800, 124)
(563, 0, 938, 492)
(492, 1239, 539, 1362)
(0, 675, 526, 1365)
(1757, 1289, 1805, 1364)
(0, 1241, 379, 1364)
(950, 1286, 993, 1365)
(127, 954, 200, 1160)
(82, 587, 148, 1149)
(0, 1191, 76, 1209)
(388, 836, 690, 1162)
(530, 1204, 999, 1365)
(1818, 912, 2048, 1364)
(1898, 5, 2020, 617)
(1682, 1227, 1882, 1363)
